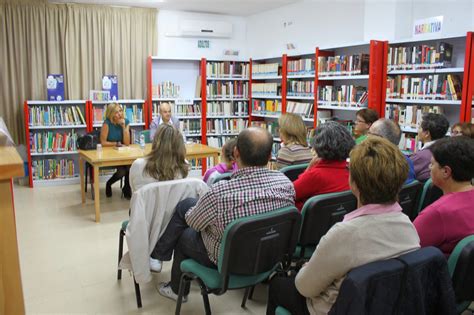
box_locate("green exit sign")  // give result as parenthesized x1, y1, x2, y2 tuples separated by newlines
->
(198, 40, 210, 49)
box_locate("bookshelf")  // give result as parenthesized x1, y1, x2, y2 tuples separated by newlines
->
(90, 99, 146, 144)
(204, 59, 250, 148)
(24, 100, 89, 187)
(314, 41, 387, 132)
(250, 55, 286, 157)
(384, 33, 474, 153)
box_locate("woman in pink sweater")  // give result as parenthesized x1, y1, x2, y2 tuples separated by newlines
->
(414, 136, 474, 257)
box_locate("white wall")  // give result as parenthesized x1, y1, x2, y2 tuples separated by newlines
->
(246, 2, 366, 58)
(156, 10, 248, 60)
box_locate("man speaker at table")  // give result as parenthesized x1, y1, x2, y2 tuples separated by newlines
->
(149, 102, 180, 140)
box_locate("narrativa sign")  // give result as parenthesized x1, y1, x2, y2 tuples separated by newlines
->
(413, 16, 443, 38)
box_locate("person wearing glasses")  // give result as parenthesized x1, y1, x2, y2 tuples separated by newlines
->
(353, 108, 379, 145)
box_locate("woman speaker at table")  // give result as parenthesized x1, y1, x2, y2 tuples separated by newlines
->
(100, 103, 132, 199)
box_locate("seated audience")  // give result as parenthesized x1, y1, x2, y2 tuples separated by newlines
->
(353, 108, 378, 144)
(275, 113, 313, 169)
(267, 137, 420, 315)
(410, 113, 449, 182)
(100, 103, 132, 199)
(153, 127, 295, 302)
(202, 138, 238, 184)
(129, 124, 188, 193)
(414, 136, 474, 257)
(368, 118, 415, 184)
(451, 122, 473, 138)
(293, 121, 354, 210)
(149, 102, 180, 139)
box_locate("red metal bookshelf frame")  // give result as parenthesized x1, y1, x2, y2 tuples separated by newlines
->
(281, 54, 288, 113)
(146, 56, 153, 128)
(368, 40, 389, 116)
(461, 32, 474, 122)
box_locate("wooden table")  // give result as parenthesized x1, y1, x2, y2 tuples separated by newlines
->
(79, 143, 220, 222)
(0, 147, 25, 315)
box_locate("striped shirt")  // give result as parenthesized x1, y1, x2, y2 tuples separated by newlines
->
(275, 143, 313, 170)
(185, 166, 295, 264)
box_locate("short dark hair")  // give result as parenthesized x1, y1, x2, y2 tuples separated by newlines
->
(236, 127, 273, 166)
(420, 113, 449, 140)
(356, 108, 379, 125)
(431, 136, 474, 182)
(311, 121, 355, 160)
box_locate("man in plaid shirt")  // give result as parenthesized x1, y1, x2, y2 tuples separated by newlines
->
(155, 127, 295, 302)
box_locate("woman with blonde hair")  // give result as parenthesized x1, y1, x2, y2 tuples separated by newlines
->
(130, 124, 189, 193)
(267, 137, 420, 315)
(276, 113, 313, 169)
(100, 103, 131, 199)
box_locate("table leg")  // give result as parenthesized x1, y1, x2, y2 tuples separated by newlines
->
(79, 157, 85, 203)
(94, 165, 100, 223)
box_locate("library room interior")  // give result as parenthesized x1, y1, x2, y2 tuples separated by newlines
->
(2, 0, 474, 314)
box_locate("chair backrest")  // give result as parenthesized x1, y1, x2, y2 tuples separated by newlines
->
(208, 172, 232, 186)
(299, 191, 357, 252)
(279, 163, 309, 182)
(417, 178, 443, 213)
(330, 247, 456, 315)
(398, 180, 423, 221)
(217, 206, 301, 285)
(448, 235, 474, 302)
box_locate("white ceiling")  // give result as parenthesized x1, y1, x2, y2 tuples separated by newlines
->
(50, 0, 303, 16)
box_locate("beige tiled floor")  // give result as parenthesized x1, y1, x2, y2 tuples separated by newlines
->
(14, 183, 268, 314)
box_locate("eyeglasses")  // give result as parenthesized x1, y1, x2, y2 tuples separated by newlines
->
(355, 119, 367, 124)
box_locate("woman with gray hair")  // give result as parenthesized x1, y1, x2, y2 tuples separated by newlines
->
(293, 121, 355, 210)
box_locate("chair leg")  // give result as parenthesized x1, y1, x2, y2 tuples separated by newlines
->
(248, 285, 255, 300)
(117, 229, 124, 280)
(202, 290, 211, 315)
(241, 287, 250, 308)
(133, 276, 142, 308)
(175, 274, 189, 315)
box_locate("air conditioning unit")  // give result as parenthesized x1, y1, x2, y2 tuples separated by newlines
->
(177, 20, 233, 38)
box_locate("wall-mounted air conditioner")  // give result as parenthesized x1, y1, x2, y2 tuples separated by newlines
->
(170, 19, 233, 38)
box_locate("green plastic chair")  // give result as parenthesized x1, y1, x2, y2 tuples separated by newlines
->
(416, 178, 443, 214)
(275, 306, 292, 315)
(294, 190, 357, 260)
(279, 163, 309, 182)
(398, 180, 423, 221)
(175, 206, 302, 315)
(448, 235, 474, 314)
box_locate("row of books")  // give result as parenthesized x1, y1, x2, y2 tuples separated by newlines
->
(252, 99, 282, 114)
(206, 101, 248, 116)
(286, 101, 314, 118)
(152, 81, 180, 98)
(180, 120, 201, 135)
(175, 103, 202, 117)
(387, 42, 453, 70)
(206, 81, 249, 98)
(287, 80, 314, 96)
(251, 121, 279, 137)
(206, 118, 249, 134)
(385, 104, 443, 128)
(29, 105, 86, 126)
(399, 133, 420, 153)
(206, 136, 237, 148)
(206, 61, 249, 78)
(318, 85, 368, 107)
(288, 58, 315, 75)
(32, 158, 76, 180)
(252, 83, 281, 96)
(30, 131, 79, 153)
(318, 54, 370, 76)
(252, 63, 280, 76)
(386, 74, 462, 100)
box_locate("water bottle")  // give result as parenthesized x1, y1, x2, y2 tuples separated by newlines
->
(139, 134, 145, 150)
(96, 144, 102, 158)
